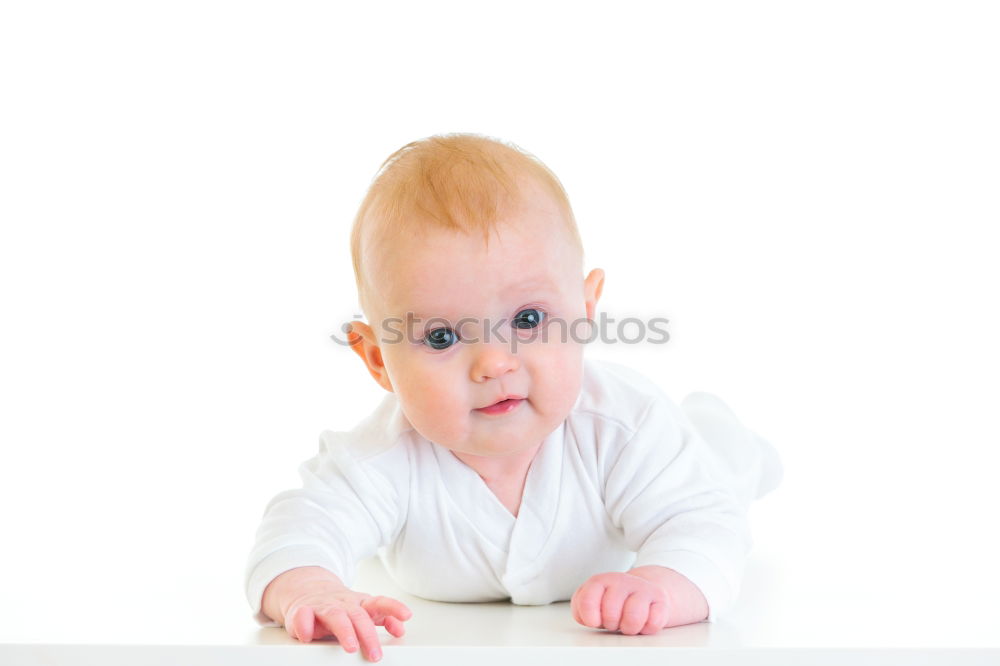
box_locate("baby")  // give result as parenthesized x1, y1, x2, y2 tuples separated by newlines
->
(244, 133, 783, 662)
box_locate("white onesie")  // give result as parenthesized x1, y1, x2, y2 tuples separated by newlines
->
(244, 357, 782, 625)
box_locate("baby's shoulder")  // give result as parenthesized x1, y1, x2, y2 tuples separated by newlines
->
(571, 357, 682, 437)
(318, 391, 415, 464)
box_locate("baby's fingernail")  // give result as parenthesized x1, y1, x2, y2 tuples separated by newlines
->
(372, 649, 382, 660)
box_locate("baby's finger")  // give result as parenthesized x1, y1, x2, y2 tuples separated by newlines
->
(363, 595, 413, 622)
(383, 615, 406, 638)
(570, 591, 583, 626)
(348, 607, 383, 661)
(618, 593, 650, 635)
(368, 608, 407, 637)
(639, 601, 667, 635)
(574, 582, 606, 628)
(286, 605, 314, 642)
(639, 600, 668, 635)
(314, 609, 359, 654)
(600, 586, 630, 632)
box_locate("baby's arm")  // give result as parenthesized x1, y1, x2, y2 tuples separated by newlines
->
(579, 393, 752, 632)
(261, 565, 411, 662)
(246, 430, 411, 662)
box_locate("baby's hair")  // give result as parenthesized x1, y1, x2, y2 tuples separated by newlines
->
(349, 132, 583, 318)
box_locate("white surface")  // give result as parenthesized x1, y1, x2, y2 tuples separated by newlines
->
(5, 647, 998, 666)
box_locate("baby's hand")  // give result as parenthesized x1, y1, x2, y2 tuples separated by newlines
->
(570, 571, 669, 635)
(263, 566, 412, 662)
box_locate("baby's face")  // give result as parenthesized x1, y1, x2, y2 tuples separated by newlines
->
(355, 185, 602, 460)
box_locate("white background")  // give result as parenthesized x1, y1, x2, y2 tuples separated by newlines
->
(1, 0, 998, 645)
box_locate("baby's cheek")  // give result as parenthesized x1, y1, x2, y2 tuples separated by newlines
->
(403, 384, 466, 445)
(540, 348, 584, 408)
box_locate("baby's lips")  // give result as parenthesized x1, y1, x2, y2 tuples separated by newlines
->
(477, 393, 526, 409)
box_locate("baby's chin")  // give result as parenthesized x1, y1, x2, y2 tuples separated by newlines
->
(443, 436, 540, 459)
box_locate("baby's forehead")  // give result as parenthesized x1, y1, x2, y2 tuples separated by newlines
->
(401, 220, 575, 271)
(377, 247, 575, 321)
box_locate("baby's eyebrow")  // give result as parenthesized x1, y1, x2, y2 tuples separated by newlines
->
(407, 283, 558, 322)
(410, 287, 555, 322)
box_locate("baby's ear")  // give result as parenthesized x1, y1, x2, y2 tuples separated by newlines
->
(584, 268, 605, 321)
(348, 321, 394, 392)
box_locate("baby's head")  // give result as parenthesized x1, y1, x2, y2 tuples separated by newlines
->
(348, 133, 604, 460)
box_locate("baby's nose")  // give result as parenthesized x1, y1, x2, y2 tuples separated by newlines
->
(470, 339, 519, 381)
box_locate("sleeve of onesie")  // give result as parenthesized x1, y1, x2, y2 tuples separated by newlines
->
(243, 430, 409, 627)
(603, 393, 752, 623)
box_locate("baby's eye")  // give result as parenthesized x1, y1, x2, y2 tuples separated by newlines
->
(512, 308, 546, 329)
(423, 327, 459, 350)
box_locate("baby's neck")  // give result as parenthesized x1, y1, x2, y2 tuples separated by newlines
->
(451, 440, 544, 485)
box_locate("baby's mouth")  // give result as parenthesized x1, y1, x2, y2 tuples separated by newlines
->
(475, 395, 526, 415)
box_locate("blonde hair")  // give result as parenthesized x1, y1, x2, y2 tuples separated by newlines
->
(349, 132, 583, 318)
